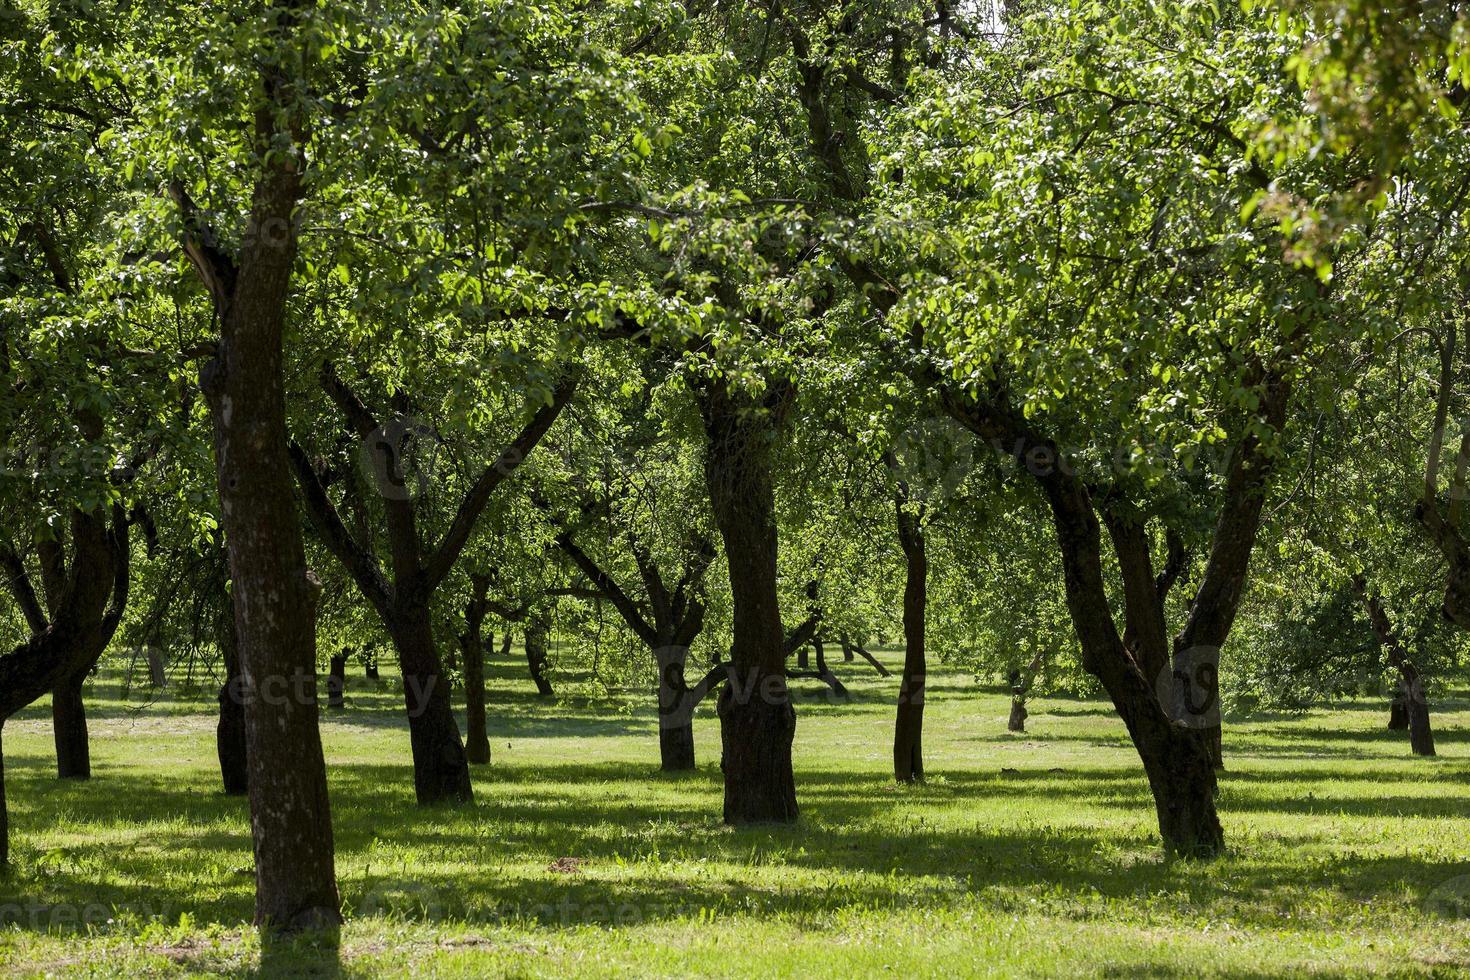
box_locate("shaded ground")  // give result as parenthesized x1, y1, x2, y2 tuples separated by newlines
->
(0, 652, 1467, 977)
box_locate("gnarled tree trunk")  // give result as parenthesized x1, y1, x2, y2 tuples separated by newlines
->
(700, 380, 798, 824)
(525, 613, 554, 697)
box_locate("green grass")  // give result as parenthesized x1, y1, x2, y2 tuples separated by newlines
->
(2, 652, 1469, 977)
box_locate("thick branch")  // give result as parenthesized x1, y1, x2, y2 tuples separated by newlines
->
(421, 372, 580, 592)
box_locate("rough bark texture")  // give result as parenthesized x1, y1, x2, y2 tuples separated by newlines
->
(1353, 575, 1436, 757)
(173, 9, 342, 925)
(892, 489, 927, 784)
(700, 380, 798, 824)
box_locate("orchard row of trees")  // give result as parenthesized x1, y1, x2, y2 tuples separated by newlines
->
(3, 0, 1468, 937)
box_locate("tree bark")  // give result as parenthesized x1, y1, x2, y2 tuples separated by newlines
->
(699, 380, 798, 824)
(326, 655, 346, 710)
(1388, 695, 1409, 730)
(217, 598, 249, 797)
(51, 666, 91, 780)
(656, 645, 697, 771)
(460, 575, 491, 765)
(390, 600, 472, 802)
(893, 495, 926, 784)
(945, 389, 1224, 856)
(1352, 575, 1436, 756)
(525, 613, 554, 697)
(174, 8, 342, 923)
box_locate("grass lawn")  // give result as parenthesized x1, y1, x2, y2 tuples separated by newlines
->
(1, 650, 1468, 977)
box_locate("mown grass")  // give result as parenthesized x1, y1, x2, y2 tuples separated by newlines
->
(1, 650, 1467, 977)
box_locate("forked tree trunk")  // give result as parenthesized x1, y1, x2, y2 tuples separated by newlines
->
(1353, 575, 1436, 757)
(945, 389, 1226, 856)
(51, 666, 91, 779)
(0, 507, 126, 867)
(217, 602, 248, 796)
(893, 499, 926, 784)
(389, 601, 472, 803)
(525, 615, 554, 697)
(700, 381, 798, 824)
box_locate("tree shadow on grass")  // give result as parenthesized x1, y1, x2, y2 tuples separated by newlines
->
(7, 754, 1468, 946)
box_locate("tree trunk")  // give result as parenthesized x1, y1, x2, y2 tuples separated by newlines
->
(364, 651, 379, 680)
(1353, 575, 1436, 757)
(893, 500, 926, 784)
(1388, 695, 1409, 730)
(700, 381, 798, 824)
(525, 615, 554, 697)
(183, 64, 342, 922)
(499, 633, 512, 658)
(217, 603, 249, 797)
(460, 582, 491, 766)
(146, 647, 167, 688)
(389, 601, 472, 804)
(1136, 718, 1223, 856)
(51, 665, 91, 780)
(1007, 697, 1028, 732)
(461, 634, 490, 765)
(839, 632, 855, 662)
(1403, 679, 1437, 757)
(656, 645, 697, 771)
(326, 655, 346, 710)
(1, 727, 8, 868)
